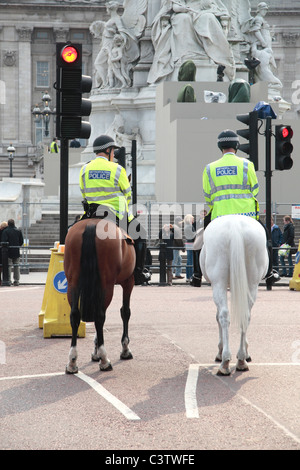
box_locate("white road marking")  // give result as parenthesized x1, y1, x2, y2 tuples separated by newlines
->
(0, 370, 140, 421)
(185, 364, 199, 418)
(0, 372, 65, 381)
(185, 363, 300, 446)
(76, 371, 141, 421)
(0, 286, 42, 293)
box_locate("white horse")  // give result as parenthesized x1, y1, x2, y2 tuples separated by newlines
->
(200, 215, 269, 376)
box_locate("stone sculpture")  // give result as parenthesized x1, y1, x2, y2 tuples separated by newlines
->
(148, 0, 236, 84)
(90, 0, 147, 88)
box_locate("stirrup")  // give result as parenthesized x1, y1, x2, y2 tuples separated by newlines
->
(190, 274, 201, 287)
(134, 268, 151, 285)
(265, 270, 280, 283)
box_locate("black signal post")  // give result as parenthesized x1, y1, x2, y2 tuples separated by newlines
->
(55, 42, 92, 243)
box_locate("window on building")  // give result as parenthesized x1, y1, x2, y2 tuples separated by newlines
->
(71, 32, 85, 40)
(36, 61, 49, 87)
(35, 120, 44, 145)
(36, 31, 49, 40)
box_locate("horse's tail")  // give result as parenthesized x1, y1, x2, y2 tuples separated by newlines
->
(78, 224, 102, 322)
(229, 226, 252, 333)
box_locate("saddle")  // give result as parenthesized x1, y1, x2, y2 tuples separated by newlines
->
(82, 201, 134, 245)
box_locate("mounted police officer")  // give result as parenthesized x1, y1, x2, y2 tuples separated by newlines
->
(79, 134, 151, 286)
(191, 129, 279, 286)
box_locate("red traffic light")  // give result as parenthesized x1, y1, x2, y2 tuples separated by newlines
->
(61, 46, 78, 64)
(279, 126, 293, 140)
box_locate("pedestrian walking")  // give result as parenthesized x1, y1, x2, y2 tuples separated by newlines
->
(279, 215, 295, 277)
(1, 219, 24, 286)
(183, 214, 195, 282)
(172, 216, 184, 279)
(0, 221, 8, 285)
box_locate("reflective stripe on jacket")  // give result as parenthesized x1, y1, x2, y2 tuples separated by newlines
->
(79, 156, 134, 221)
(203, 153, 259, 220)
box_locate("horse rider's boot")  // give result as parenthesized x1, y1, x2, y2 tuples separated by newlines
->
(257, 219, 280, 286)
(190, 249, 202, 287)
(264, 239, 281, 286)
(134, 240, 151, 285)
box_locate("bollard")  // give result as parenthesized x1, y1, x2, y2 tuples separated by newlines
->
(1, 242, 10, 286)
(43, 245, 85, 338)
(159, 241, 167, 285)
(289, 241, 300, 291)
(38, 242, 59, 328)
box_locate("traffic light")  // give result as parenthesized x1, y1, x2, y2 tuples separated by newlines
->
(275, 125, 293, 170)
(236, 111, 259, 170)
(114, 146, 126, 168)
(55, 43, 92, 139)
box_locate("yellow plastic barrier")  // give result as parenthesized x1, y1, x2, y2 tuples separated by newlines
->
(38, 242, 59, 328)
(289, 241, 300, 291)
(42, 245, 85, 338)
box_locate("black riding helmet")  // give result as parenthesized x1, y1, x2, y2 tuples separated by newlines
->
(93, 135, 120, 155)
(217, 129, 240, 151)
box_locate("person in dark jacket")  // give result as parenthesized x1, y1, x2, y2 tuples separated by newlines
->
(158, 224, 174, 285)
(0, 221, 8, 285)
(1, 219, 23, 286)
(279, 215, 295, 277)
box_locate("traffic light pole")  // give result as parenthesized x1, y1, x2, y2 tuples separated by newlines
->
(131, 139, 137, 217)
(60, 137, 69, 244)
(265, 117, 273, 291)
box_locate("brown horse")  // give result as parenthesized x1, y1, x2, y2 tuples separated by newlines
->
(64, 218, 135, 374)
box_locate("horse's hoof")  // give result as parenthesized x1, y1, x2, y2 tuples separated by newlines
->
(65, 364, 78, 374)
(236, 361, 249, 372)
(217, 367, 231, 376)
(100, 362, 113, 372)
(246, 356, 252, 363)
(215, 356, 222, 363)
(120, 351, 133, 360)
(91, 353, 100, 362)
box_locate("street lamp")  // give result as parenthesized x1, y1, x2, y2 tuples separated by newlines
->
(32, 90, 53, 137)
(7, 143, 15, 177)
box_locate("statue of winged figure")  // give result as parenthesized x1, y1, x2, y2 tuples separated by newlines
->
(90, 0, 147, 89)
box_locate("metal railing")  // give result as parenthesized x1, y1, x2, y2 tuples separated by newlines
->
(1, 200, 299, 286)
(0, 241, 297, 286)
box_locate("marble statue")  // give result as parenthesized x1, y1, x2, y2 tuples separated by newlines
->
(147, 0, 236, 84)
(241, 2, 283, 99)
(90, 0, 147, 88)
(241, 1, 272, 49)
(106, 114, 144, 160)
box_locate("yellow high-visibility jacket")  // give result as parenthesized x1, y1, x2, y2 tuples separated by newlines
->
(50, 141, 58, 153)
(203, 152, 259, 220)
(80, 156, 134, 221)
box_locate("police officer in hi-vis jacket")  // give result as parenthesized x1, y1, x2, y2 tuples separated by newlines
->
(191, 129, 279, 286)
(79, 134, 150, 285)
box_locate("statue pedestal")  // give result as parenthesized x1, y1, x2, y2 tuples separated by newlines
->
(170, 58, 223, 82)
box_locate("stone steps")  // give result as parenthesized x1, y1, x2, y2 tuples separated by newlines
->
(0, 156, 35, 178)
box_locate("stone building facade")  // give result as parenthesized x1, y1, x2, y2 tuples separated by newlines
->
(0, 0, 299, 185)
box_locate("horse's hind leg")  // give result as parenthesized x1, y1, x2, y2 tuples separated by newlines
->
(92, 308, 112, 371)
(215, 309, 223, 362)
(66, 288, 80, 374)
(213, 284, 232, 376)
(236, 330, 250, 372)
(120, 277, 134, 360)
(236, 295, 253, 371)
